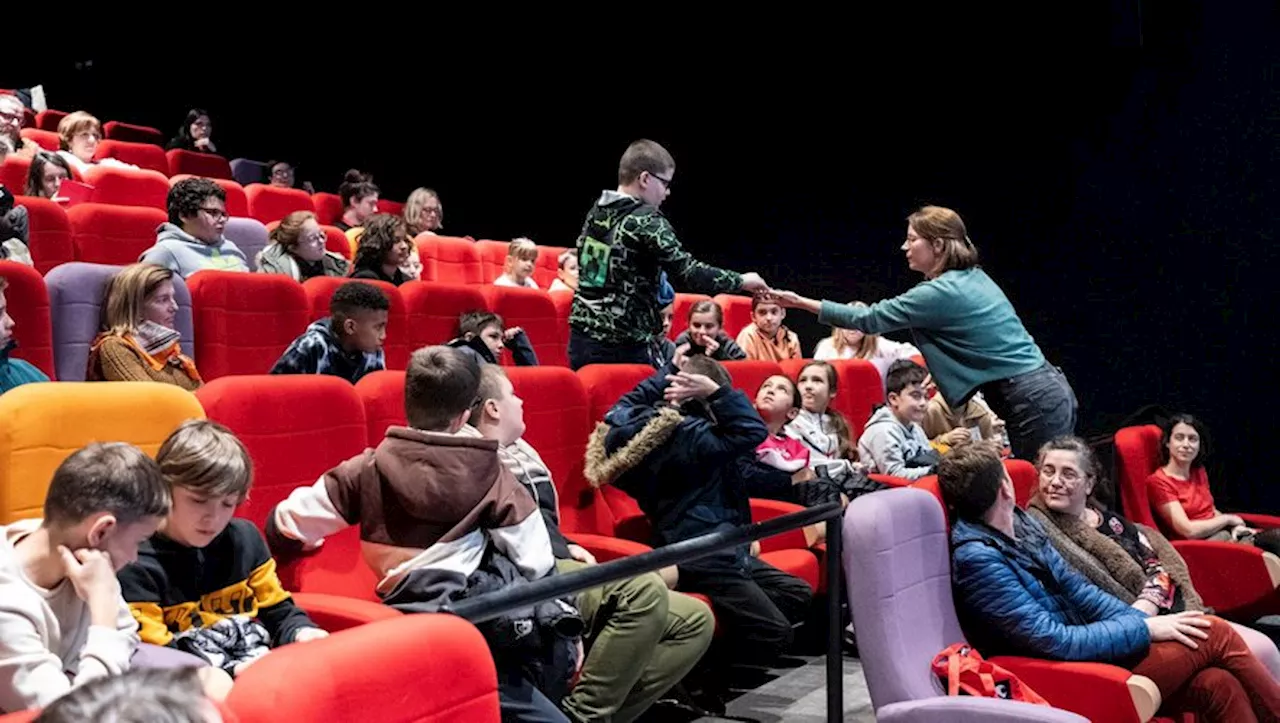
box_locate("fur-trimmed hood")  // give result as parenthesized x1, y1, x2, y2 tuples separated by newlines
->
(585, 405, 684, 488)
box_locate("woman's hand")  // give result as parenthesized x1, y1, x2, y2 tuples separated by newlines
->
(1145, 611, 1211, 649)
(768, 290, 821, 313)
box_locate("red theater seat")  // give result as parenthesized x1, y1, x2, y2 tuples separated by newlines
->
(534, 245, 568, 290)
(476, 240, 509, 282)
(721, 360, 783, 398)
(355, 370, 406, 443)
(68, 203, 167, 266)
(227, 614, 499, 723)
(170, 174, 247, 218)
(416, 235, 484, 284)
(245, 184, 315, 224)
(34, 109, 66, 131)
(375, 198, 404, 216)
(102, 120, 164, 146)
(713, 293, 754, 338)
(303, 276, 409, 370)
(670, 293, 712, 340)
(310, 192, 342, 225)
(1, 156, 29, 192)
(399, 281, 487, 350)
(187, 271, 310, 379)
(0, 261, 54, 379)
(480, 286, 567, 367)
(82, 165, 170, 209)
(18, 128, 58, 152)
(93, 140, 169, 176)
(779, 358, 883, 438)
(550, 289, 573, 334)
(14, 196, 74, 274)
(165, 149, 232, 180)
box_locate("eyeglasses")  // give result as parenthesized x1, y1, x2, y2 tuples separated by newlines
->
(1040, 466, 1086, 484)
(647, 171, 673, 188)
(198, 207, 228, 221)
(271, 167, 294, 178)
(0, 109, 21, 125)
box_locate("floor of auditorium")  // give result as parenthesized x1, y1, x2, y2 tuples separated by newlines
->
(678, 653, 874, 722)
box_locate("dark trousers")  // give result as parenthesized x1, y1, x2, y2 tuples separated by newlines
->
(568, 329, 653, 371)
(980, 362, 1078, 461)
(498, 666, 570, 723)
(679, 556, 813, 668)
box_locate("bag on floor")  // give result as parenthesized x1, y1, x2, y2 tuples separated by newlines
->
(931, 643, 1050, 705)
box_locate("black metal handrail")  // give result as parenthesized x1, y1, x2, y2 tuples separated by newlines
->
(445, 501, 846, 723)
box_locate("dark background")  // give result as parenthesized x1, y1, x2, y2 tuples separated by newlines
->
(7, 1, 1276, 511)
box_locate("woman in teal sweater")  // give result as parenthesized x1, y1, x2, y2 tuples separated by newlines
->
(772, 206, 1076, 460)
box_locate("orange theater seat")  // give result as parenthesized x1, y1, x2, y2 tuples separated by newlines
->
(416, 235, 484, 284)
(170, 174, 247, 218)
(244, 184, 315, 224)
(0, 382, 204, 523)
(68, 203, 168, 266)
(712, 293, 754, 339)
(480, 286, 567, 367)
(227, 614, 499, 723)
(13, 196, 74, 274)
(187, 271, 310, 379)
(82, 165, 170, 210)
(475, 240, 509, 282)
(779, 358, 884, 438)
(670, 293, 712, 340)
(93, 140, 170, 176)
(18, 128, 59, 152)
(0, 261, 54, 379)
(310, 192, 342, 225)
(399, 281, 487, 351)
(165, 149, 232, 180)
(303, 276, 409, 370)
(102, 120, 164, 146)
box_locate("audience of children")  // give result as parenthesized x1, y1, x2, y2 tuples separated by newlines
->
(0, 275, 48, 393)
(736, 296, 800, 362)
(268, 346, 578, 722)
(447, 310, 538, 367)
(87, 264, 202, 389)
(787, 361, 864, 487)
(349, 214, 410, 286)
(672, 300, 746, 361)
(549, 250, 578, 292)
(468, 364, 714, 722)
(140, 179, 249, 277)
(269, 281, 388, 383)
(856, 359, 937, 480)
(117, 421, 326, 678)
(256, 211, 349, 281)
(494, 238, 540, 288)
(812, 301, 919, 379)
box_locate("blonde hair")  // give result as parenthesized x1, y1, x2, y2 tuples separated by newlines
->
(56, 111, 102, 151)
(269, 210, 317, 251)
(156, 419, 253, 501)
(403, 187, 441, 236)
(830, 301, 879, 358)
(907, 205, 979, 274)
(102, 264, 175, 336)
(507, 238, 538, 262)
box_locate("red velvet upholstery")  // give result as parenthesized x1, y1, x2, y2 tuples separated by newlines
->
(670, 293, 712, 340)
(480, 286, 567, 367)
(399, 281, 487, 351)
(576, 364, 653, 424)
(416, 235, 484, 284)
(778, 358, 884, 438)
(354, 370, 406, 443)
(244, 184, 315, 224)
(227, 614, 499, 723)
(67, 203, 167, 265)
(18, 128, 58, 152)
(196, 375, 380, 603)
(476, 240, 509, 282)
(102, 120, 164, 146)
(550, 289, 573, 333)
(721, 360, 783, 398)
(92, 140, 169, 176)
(302, 276, 409, 370)
(187, 271, 310, 379)
(13, 196, 73, 274)
(1006, 459, 1038, 509)
(534, 245, 568, 289)
(34, 109, 66, 132)
(0, 261, 54, 379)
(712, 293, 754, 338)
(321, 225, 351, 258)
(375, 198, 404, 216)
(1115, 425, 1163, 528)
(310, 192, 342, 226)
(169, 174, 247, 217)
(0, 156, 28, 192)
(82, 166, 170, 209)
(165, 150, 232, 180)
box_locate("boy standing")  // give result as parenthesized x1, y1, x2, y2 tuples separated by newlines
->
(735, 296, 800, 362)
(0, 443, 170, 712)
(568, 139, 770, 370)
(270, 281, 388, 383)
(117, 421, 326, 677)
(267, 346, 577, 722)
(857, 360, 938, 480)
(0, 275, 49, 395)
(468, 364, 713, 723)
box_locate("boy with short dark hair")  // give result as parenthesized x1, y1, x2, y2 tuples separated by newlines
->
(448, 310, 538, 366)
(267, 346, 578, 722)
(858, 359, 937, 480)
(270, 280, 389, 383)
(117, 420, 325, 678)
(0, 443, 170, 712)
(141, 178, 248, 277)
(735, 296, 800, 362)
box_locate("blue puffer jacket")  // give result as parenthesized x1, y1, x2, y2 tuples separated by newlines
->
(950, 508, 1151, 663)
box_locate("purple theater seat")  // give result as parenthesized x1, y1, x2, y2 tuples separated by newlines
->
(223, 217, 269, 271)
(45, 262, 195, 382)
(842, 488, 1087, 723)
(230, 158, 268, 187)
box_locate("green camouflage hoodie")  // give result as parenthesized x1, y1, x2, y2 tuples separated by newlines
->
(569, 191, 742, 344)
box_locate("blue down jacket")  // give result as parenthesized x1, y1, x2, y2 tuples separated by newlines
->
(950, 507, 1151, 663)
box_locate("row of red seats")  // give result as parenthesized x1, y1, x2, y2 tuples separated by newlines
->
(11, 105, 161, 145)
(16, 128, 234, 180)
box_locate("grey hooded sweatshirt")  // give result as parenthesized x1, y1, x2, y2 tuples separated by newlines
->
(856, 405, 935, 480)
(139, 223, 249, 278)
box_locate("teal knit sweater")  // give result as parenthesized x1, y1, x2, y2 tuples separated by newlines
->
(0, 344, 49, 395)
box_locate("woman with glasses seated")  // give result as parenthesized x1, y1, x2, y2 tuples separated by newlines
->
(88, 263, 202, 389)
(167, 108, 217, 154)
(257, 211, 348, 281)
(140, 178, 248, 277)
(55, 111, 137, 174)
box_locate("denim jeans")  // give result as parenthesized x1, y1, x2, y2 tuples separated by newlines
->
(979, 362, 1078, 461)
(567, 329, 654, 371)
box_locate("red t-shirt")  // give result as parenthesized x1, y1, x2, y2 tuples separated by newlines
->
(1146, 467, 1216, 530)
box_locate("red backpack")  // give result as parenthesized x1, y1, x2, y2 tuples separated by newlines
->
(932, 643, 1050, 705)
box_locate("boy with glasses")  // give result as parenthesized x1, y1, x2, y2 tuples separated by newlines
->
(140, 178, 248, 277)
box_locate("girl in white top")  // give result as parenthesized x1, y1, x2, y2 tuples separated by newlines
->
(784, 361, 863, 483)
(813, 300, 919, 380)
(493, 238, 539, 289)
(548, 249, 578, 293)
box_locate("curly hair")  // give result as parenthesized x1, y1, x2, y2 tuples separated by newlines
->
(166, 177, 225, 226)
(351, 214, 408, 273)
